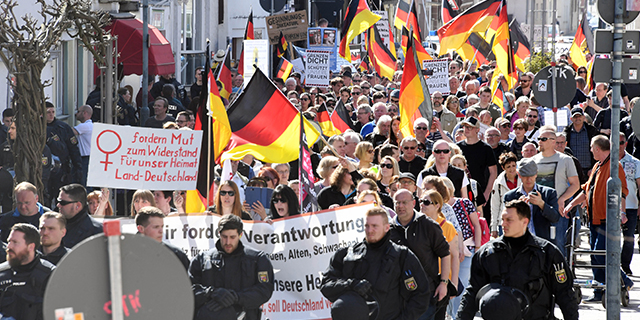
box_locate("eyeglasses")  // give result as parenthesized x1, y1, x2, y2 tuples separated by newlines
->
(403, 146, 416, 150)
(620, 140, 627, 145)
(527, 115, 538, 118)
(500, 123, 511, 128)
(388, 108, 398, 112)
(57, 199, 78, 206)
(301, 98, 310, 101)
(367, 149, 374, 154)
(520, 79, 530, 83)
(415, 126, 429, 131)
(578, 71, 587, 74)
(433, 149, 450, 154)
(362, 86, 371, 89)
(419, 199, 435, 206)
(433, 96, 443, 100)
(219, 191, 235, 197)
(380, 163, 394, 169)
(486, 134, 500, 138)
(273, 198, 287, 203)
(450, 101, 459, 104)
(417, 147, 425, 152)
(390, 99, 399, 103)
(514, 127, 524, 131)
(332, 165, 339, 169)
(539, 137, 555, 142)
(352, 91, 362, 95)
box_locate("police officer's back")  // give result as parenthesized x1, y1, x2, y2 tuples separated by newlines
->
(45, 103, 82, 199)
(320, 207, 430, 320)
(457, 200, 578, 320)
(189, 214, 274, 320)
(0, 224, 56, 320)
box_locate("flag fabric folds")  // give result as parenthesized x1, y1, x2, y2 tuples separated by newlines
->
(367, 24, 397, 81)
(217, 45, 233, 100)
(276, 31, 289, 58)
(339, 0, 381, 62)
(401, 27, 432, 67)
(570, 13, 594, 68)
(238, 10, 254, 76)
(510, 19, 531, 71)
(275, 57, 294, 79)
(487, 0, 517, 90)
(317, 103, 341, 136)
(330, 100, 353, 134)
(394, 0, 411, 30)
(399, 33, 432, 138)
(220, 69, 320, 163)
(491, 81, 509, 116)
(442, 0, 461, 24)
(456, 32, 495, 65)
(437, 0, 502, 56)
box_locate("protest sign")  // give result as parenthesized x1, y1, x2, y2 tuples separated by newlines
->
(266, 10, 308, 45)
(422, 59, 451, 94)
(372, 10, 391, 51)
(243, 39, 270, 87)
(308, 27, 338, 71)
(87, 123, 202, 190)
(305, 50, 331, 87)
(161, 203, 373, 319)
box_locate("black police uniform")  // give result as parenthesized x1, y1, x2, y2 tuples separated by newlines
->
(457, 231, 579, 320)
(320, 233, 430, 320)
(0, 140, 52, 210)
(62, 208, 103, 249)
(46, 118, 82, 199)
(0, 254, 56, 320)
(189, 240, 274, 320)
(116, 95, 138, 126)
(41, 245, 71, 266)
(0, 204, 51, 243)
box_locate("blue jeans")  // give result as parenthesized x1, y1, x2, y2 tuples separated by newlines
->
(553, 216, 570, 257)
(447, 251, 473, 317)
(589, 223, 633, 292)
(622, 209, 638, 269)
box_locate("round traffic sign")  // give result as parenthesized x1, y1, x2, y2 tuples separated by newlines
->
(43, 234, 194, 320)
(532, 65, 577, 108)
(598, 0, 639, 25)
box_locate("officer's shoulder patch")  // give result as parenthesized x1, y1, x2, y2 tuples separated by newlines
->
(70, 136, 78, 144)
(554, 263, 567, 283)
(42, 156, 48, 166)
(258, 271, 269, 283)
(404, 277, 417, 291)
(52, 134, 60, 141)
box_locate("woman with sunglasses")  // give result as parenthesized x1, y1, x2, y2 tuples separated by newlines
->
(417, 140, 468, 199)
(375, 156, 400, 194)
(299, 93, 312, 112)
(355, 141, 375, 170)
(258, 167, 280, 189)
(444, 95, 464, 120)
(269, 185, 300, 219)
(130, 189, 156, 216)
(211, 180, 251, 220)
(317, 159, 363, 210)
(507, 118, 534, 160)
(420, 189, 460, 319)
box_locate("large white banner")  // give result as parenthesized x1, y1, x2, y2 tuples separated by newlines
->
(161, 203, 373, 319)
(372, 10, 390, 51)
(87, 123, 202, 190)
(422, 59, 451, 94)
(305, 50, 331, 88)
(244, 39, 270, 87)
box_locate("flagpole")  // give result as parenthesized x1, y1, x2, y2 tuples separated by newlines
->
(206, 40, 212, 207)
(299, 110, 304, 214)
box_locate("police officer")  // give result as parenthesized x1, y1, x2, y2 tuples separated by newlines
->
(457, 200, 578, 320)
(189, 214, 274, 320)
(0, 223, 56, 320)
(46, 102, 82, 205)
(321, 207, 430, 320)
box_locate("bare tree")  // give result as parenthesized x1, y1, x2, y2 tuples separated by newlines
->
(0, 0, 111, 199)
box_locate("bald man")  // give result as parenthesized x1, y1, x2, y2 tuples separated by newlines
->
(73, 105, 93, 187)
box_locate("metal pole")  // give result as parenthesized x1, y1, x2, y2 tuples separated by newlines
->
(552, 0, 556, 58)
(105, 220, 124, 320)
(105, 43, 114, 124)
(606, 0, 624, 315)
(530, 0, 535, 52)
(541, 0, 546, 54)
(141, 0, 150, 126)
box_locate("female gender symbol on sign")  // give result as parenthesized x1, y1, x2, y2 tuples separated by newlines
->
(96, 130, 122, 171)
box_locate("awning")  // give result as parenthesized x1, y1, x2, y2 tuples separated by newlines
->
(105, 18, 175, 76)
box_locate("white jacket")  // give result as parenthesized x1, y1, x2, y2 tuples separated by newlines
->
(490, 171, 522, 232)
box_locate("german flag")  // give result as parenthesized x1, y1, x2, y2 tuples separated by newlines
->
(394, 0, 411, 30)
(456, 32, 495, 65)
(339, 0, 380, 62)
(359, 52, 372, 73)
(367, 24, 397, 81)
(437, 0, 502, 56)
(491, 81, 509, 116)
(317, 103, 341, 136)
(275, 57, 294, 79)
(442, 0, 461, 24)
(585, 54, 595, 92)
(399, 0, 424, 55)
(217, 45, 233, 100)
(401, 27, 432, 67)
(570, 13, 594, 68)
(330, 100, 353, 134)
(220, 69, 320, 163)
(510, 19, 531, 71)
(486, 0, 516, 90)
(238, 10, 254, 76)
(276, 31, 289, 58)
(399, 31, 432, 138)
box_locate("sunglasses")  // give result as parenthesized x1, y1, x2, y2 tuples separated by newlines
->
(500, 123, 511, 128)
(620, 140, 627, 145)
(403, 146, 416, 150)
(367, 149, 374, 154)
(420, 199, 435, 206)
(388, 108, 398, 112)
(514, 127, 524, 130)
(57, 199, 78, 206)
(415, 126, 429, 131)
(520, 79, 530, 83)
(352, 92, 362, 95)
(380, 163, 394, 169)
(527, 115, 538, 118)
(273, 198, 287, 203)
(390, 99, 399, 103)
(362, 86, 371, 89)
(301, 98, 310, 101)
(219, 191, 235, 197)
(578, 71, 587, 74)
(433, 149, 450, 154)
(539, 137, 555, 142)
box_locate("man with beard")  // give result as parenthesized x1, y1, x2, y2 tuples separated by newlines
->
(432, 91, 457, 134)
(514, 72, 534, 99)
(190, 214, 274, 320)
(321, 207, 430, 320)
(0, 223, 55, 320)
(39, 212, 70, 266)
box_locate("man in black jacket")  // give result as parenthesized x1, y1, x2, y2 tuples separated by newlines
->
(457, 200, 578, 320)
(0, 223, 56, 320)
(39, 212, 71, 266)
(56, 184, 103, 248)
(135, 206, 189, 270)
(321, 206, 430, 320)
(189, 214, 274, 320)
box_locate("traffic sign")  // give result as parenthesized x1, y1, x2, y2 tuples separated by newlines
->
(593, 57, 640, 84)
(595, 29, 640, 54)
(598, 0, 639, 25)
(43, 234, 194, 320)
(531, 65, 577, 108)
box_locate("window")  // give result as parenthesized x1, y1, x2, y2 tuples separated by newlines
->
(218, 0, 224, 24)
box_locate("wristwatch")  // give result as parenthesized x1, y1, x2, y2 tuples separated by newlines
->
(440, 279, 449, 284)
